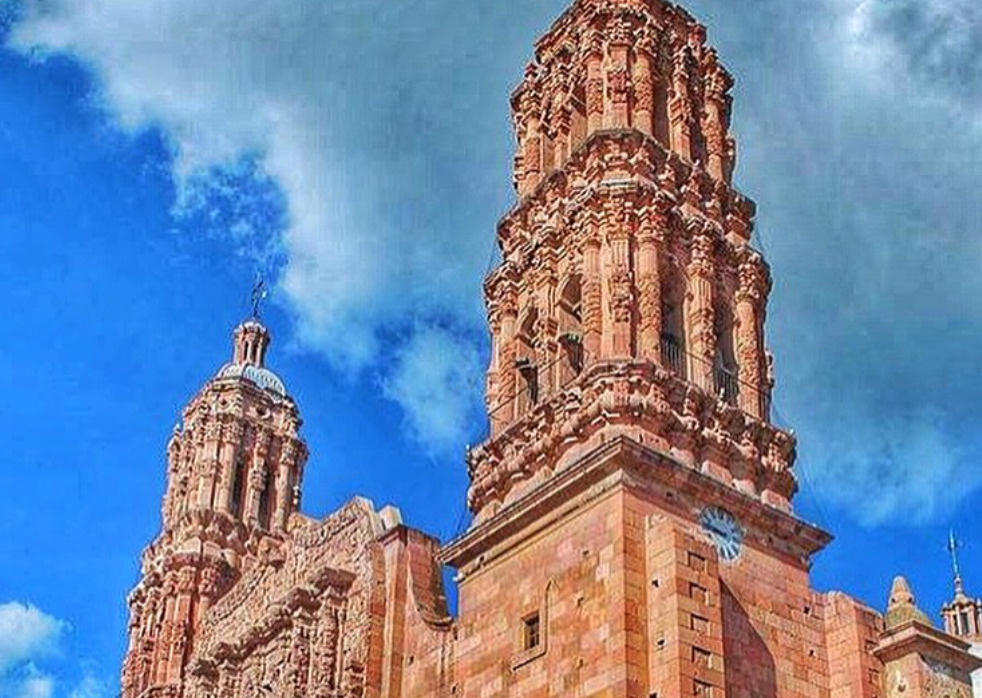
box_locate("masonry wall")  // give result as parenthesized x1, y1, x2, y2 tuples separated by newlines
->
(455, 488, 635, 698)
(824, 592, 884, 698)
(623, 489, 832, 698)
(451, 467, 896, 698)
(379, 527, 456, 698)
(972, 644, 982, 697)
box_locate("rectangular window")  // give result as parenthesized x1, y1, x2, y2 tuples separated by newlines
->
(688, 552, 707, 573)
(694, 680, 713, 697)
(692, 647, 712, 668)
(690, 583, 709, 605)
(690, 614, 710, 634)
(523, 613, 541, 651)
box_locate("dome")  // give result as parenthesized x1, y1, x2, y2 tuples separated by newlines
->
(216, 362, 288, 397)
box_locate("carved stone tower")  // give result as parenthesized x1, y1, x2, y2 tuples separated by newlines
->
(466, 0, 792, 529)
(443, 1, 831, 696)
(120, 318, 308, 698)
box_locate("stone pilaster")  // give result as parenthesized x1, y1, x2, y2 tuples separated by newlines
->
(735, 257, 767, 419)
(586, 41, 605, 135)
(636, 202, 665, 361)
(632, 48, 655, 137)
(603, 195, 634, 358)
(581, 224, 603, 363)
(669, 48, 693, 161)
(686, 226, 716, 392)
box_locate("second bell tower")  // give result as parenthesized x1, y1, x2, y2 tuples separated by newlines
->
(120, 317, 308, 698)
(444, 2, 832, 697)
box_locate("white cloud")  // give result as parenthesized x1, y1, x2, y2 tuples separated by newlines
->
(13, 666, 55, 698)
(68, 673, 109, 698)
(5, 0, 504, 451)
(806, 408, 977, 526)
(382, 325, 485, 455)
(6, 0, 982, 518)
(0, 603, 110, 698)
(842, 0, 982, 116)
(0, 603, 65, 674)
(0, 603, 66, 698)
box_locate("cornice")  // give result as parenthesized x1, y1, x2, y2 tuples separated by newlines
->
(443, 435, 830, 575)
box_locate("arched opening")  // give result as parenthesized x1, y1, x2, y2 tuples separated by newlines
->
(661, 265, 687, 378)
(230, 457, 248, 519)
(558, 274, 584, 386)
(653, 71, 670, 145)
(714, 301, 739, 406)
(515, 307, 539, 417)
(258, 467, 275, 530)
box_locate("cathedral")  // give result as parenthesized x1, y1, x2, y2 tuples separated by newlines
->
(119, 0, 982, 697)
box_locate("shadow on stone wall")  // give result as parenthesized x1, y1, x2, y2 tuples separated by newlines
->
(722, 582, 776, 698)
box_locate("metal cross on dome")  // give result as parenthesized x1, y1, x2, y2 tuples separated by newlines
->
(251, 275, 269, 320)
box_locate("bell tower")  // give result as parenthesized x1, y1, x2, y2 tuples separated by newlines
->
(467, 0, 791, 525)
(443, 2, 833, 697)
(121, 316, 308, 698)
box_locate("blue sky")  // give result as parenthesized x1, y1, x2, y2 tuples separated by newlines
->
(1, 0, 981, 696)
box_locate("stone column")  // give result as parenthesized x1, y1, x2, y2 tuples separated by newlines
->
(607, 43, 630, 129)
(496, 284, 519, 432)
(581, 223, 603, 363)
(153, 573, 178, 686)
(196, 419, 222, 510)
(536, 243, 559, 397)
(669, 48, 693, 161)
(273, 439, 299, 532)
(166, 566, 196, 683)
(585, 41, 605, 136)
(702, 66, 728, 181)
(245, 430, 271, 528)
(686, 226, 716, 392)
(162, 434, 182, 526)
(522, 91, 542, 196)
(214, 419, 243, 514)
(555, 103, 572, 168)
(631, 48, 655, 136)
(603, 196, 634, 358)
(636, 205, 664, 361)
(736, 258, 767, 419)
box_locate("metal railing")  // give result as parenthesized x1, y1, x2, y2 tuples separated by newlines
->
(660, 334, 686, 378)
(713, 365, 740, 407)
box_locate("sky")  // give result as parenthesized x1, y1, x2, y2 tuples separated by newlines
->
(0, 0, 980, 695)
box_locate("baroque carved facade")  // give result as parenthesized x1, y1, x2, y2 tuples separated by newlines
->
(121, 1, 982, 697)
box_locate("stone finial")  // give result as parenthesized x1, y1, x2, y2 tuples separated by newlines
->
(884, 576, 933, 630)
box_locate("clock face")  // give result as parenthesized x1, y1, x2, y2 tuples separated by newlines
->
(700, 507, 743, 562)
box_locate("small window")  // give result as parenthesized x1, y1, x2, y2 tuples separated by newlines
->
(687, 552, 707, 572)
(692, 647, 712, 668)
(523, 613, 541, 651)
(690, 614, 710, 634)
(690, 583, 709, 605)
